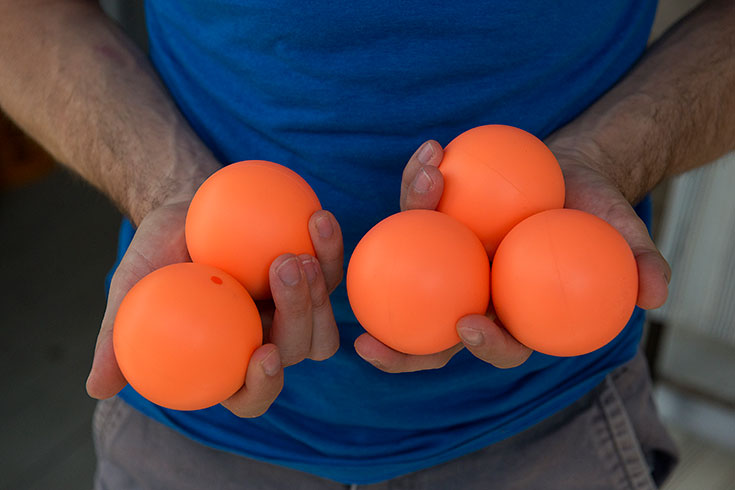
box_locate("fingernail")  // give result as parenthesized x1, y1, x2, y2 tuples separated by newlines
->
(277, 257, 301, 286)
(260, 349, 280, 376)
(417, 142, 434, 165)
(458, 327, 484, 346)
(301, 258, 318, 284)
(412, 168, 433, 194)
(316, 215, 333, 239)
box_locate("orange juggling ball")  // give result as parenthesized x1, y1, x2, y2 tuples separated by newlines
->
(491, 209, 638, 357)
(186, 160, 322, 300)
(113, 262, 262, 411)
(347, 210, 490, 355)
(437, 125, 565, 258)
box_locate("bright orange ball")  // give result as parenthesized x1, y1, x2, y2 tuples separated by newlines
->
(347, 210, 490, 355)
(491, 209, 638, 357)
(186, 160, 322, 300)
(437, 125, 565, 257)
(113, 262, 262, 411)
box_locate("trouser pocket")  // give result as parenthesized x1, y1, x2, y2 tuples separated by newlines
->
(604, 354, 679, 488)
(92, 397, 124, 453)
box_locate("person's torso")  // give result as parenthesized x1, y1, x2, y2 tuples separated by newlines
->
(116, 1, 657, 483)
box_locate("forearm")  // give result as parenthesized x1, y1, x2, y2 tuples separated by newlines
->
(0, 0, 220, 224)
(548, 0, 735, 204)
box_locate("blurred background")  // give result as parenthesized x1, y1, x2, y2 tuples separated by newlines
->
(1, 0, 733, 488)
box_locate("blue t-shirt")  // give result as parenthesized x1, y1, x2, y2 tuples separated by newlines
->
(113, 1, 657, 484)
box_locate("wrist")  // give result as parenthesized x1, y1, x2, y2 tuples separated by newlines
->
(126, 153, 220, 226)
(547, 93, 666, 205)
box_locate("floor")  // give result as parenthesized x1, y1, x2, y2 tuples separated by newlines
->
(2, 161, 735, 489)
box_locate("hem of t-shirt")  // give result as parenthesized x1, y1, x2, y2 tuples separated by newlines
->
(116, 342, 638, 485)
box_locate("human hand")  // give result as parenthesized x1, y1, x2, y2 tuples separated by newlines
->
(353, 141, 533, 373)
(86, 192, 344, 418)
(546, 141, 670, 311)
(354, 135, 671, 374)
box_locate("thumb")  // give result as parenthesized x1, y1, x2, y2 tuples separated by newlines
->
(86, 322, 126, 399)
(568, 183, 670, 309)
(610, 205, 671, 310)
(86, 256, 142, 399)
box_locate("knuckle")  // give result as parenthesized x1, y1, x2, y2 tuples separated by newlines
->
(281, 299, 311, 320)
(326, 269, 344, 293)
(604, 201, 641, 234)
(401, 162, 415, 181)
(434, 356, 453, 370)
(280, 349, 309, 367)
(234, 402, 271, 418)
(492, 360, 522, 369)
(310, 341, 339, 361)
(310, 287, 330, 311)
(380, 362, 404, 374)
(309, 351, 330, 362)
(489, 353, 530, 369)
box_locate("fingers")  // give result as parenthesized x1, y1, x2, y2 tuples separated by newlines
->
(268, 253, 340, 367)
(269, 255, 313, 366)
(456, 314, 532, 369)
(309, 210, 344, 293)
(400, 140, 445, 211)
(299, 254, 340, 361)
(403, 165, 445, 212)
(354, 333, 464, 373)
(220, 344, 284, 418)
(353, 312, 533, 373)
(267, 209, 342, 365)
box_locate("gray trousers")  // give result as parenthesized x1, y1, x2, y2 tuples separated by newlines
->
(93, 352, 678, 490)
